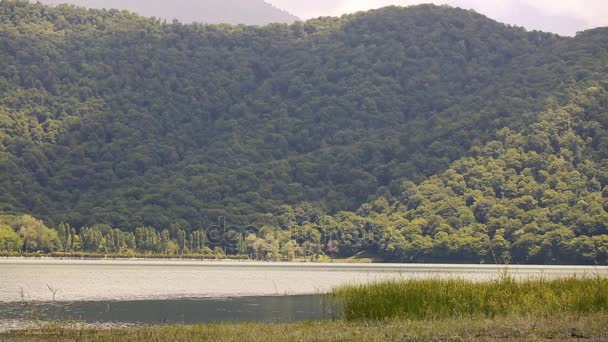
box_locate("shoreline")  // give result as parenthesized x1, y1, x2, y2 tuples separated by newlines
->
(2, 256, 608, 271)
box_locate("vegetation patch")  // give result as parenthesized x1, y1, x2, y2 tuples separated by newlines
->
(333, 276, 608, 321)
(2, 315, 608, 341)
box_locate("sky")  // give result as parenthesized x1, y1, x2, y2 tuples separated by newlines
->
(268, 0, 608, 36)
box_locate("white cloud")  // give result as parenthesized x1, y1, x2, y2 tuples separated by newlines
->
(268, 0, 341, 18)
(531, 0, 608, 25)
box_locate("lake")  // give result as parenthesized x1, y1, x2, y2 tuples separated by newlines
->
(1, 259, 606, 329)
(0, 295, 337, 326)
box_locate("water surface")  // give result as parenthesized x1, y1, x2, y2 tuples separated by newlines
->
(1, 259, 606, 329)
(2, 259, 605, 302)
(0, 295, 337, 325)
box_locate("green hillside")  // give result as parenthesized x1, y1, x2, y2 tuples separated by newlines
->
(0, 1, 606, 263)
(342, 87, 608, 264)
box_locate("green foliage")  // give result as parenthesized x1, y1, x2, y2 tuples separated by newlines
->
(0, 224, 21, 251)
(0, 2, 606, 263)
(80, 226, 103, 252)
(334, 276, 608, 321)
(13, 214, 59, 252)
(348, 88, 608, 264)
(56, 222, 75, 252)
(0, 1, 585, 228)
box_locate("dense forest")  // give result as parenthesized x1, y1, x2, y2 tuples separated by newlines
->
(0, 1, 606, 263)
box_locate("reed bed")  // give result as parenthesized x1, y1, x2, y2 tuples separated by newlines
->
(333, 275, 608, 321)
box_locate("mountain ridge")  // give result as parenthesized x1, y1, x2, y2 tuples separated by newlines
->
(0, 1, 606, 263)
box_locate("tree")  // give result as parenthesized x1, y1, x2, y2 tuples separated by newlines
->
(105, 229, 127, 254)
(57, 222, 74, 252)
(281, 240, 299, 261)
(14, 215, 59, 253)
(135, 227, 163, 253)
(80, 226, 103, 253)
(189, 230, 207, 254)
(0, 225, 22, 252)
(324, 240, 340, 259)
(177, 229, 187, 254)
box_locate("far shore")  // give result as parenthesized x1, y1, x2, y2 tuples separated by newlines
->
(2, 256, 608, 272)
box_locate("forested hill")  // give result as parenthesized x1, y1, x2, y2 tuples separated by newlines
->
(0, 1, 606, 263)
(36, 0, 300, 25)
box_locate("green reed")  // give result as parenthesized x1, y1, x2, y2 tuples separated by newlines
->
(333, 275, 608, 321)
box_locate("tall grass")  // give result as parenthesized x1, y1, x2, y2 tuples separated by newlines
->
(333, 275, 608, 321)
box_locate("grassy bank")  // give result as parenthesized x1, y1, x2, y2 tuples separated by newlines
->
(2, 315, 608, 341)
(333, 276, 608, 321)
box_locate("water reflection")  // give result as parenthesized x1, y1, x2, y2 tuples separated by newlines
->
(0, 295, 339, 325)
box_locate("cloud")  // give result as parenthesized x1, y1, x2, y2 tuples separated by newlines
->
(268, 0, 343, 18)
(450, 0, 593, 35)
(532, 0, 608, 22)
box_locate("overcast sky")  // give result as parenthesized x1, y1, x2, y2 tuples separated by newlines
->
(268, 0, 608, 36)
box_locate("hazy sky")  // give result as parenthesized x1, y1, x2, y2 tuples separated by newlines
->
(268, 0, 608, 36)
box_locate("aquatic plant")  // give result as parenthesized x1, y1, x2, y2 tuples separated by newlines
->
(333, 275, 608, 321)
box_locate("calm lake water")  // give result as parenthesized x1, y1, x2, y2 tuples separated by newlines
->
(1, 259, 606, 329)
(0, 295, 337, 325)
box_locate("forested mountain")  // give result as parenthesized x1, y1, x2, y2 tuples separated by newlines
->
(0, 1, 606, 263)
(349, 88, 608, 264)
(36, 0, 299, 25)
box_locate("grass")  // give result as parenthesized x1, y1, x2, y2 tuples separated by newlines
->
(333, 275, 608, 321)
(1, 315, 607, 341)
